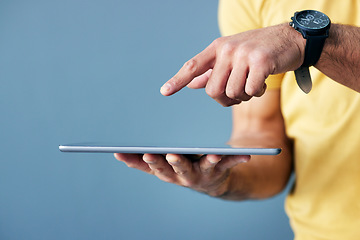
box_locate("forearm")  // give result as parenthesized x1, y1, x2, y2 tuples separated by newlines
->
(316, 23, 360, 92)
(217, 134, 293, 201)
(208, 89, 293, 201)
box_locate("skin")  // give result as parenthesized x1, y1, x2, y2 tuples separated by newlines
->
(315, 23, 360, 92)
(114, 90, 292, 200)
(160, 23, 305, 106)
(115, 22, 359, 200)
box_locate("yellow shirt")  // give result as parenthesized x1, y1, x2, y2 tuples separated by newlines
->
(218, 0, 360, 239)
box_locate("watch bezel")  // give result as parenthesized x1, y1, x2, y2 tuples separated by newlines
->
(292, 10, 331, 36)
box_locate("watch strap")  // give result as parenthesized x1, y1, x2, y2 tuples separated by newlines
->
(295, 35, 327, 93)
(302, 35, 327, 67)
(294, 66, 312, 93)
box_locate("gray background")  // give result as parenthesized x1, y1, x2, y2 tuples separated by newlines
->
(0, 0, 294, 239)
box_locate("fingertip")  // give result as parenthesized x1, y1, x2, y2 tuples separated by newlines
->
(142, 153, 150, 162)
(160, 82, 172, 96)
(114, 153, 125, 161)
(206, 154, 222, 164)
(240, 155, 251, 163)
(165, 153, 180, 162)
(263, 82, 268, 92)
(254, 83, 267, 97)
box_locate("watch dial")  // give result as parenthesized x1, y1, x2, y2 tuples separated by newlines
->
(295, 10, 330, 29)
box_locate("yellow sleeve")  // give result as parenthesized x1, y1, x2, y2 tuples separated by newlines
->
(218, 0, 283, 89)
(218, 0, 263, 36)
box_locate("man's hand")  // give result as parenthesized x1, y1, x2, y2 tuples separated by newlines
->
(114, 153, 250, 197)
(161, 23, 305, 106)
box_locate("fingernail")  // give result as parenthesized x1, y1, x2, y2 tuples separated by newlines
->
(166, 154, 180, 165)
(168, 160, 180, 166)
(143, 155, 154, 164)
(160, 83, 171, 95)
(207, 155, 222, 164)
(239, 156, 251, 163)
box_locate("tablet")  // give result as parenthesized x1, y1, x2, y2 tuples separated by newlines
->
(59, 144, 281, 156)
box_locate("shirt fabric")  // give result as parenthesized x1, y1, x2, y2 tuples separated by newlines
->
(218, 0, 360, 239)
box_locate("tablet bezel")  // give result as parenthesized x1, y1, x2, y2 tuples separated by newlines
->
(59, 145, 281, 156)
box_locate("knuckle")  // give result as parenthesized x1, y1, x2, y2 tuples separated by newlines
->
(181, 179, 196, 188)
(226, 88, 240, 100)
(205, 85, 222, 98)
(175, 169, 188, 176)
(183, 58, 198, 75)
(245, 82, 264, 97)
(219, 41, 236, 57)
(170, 75, 181, 85)
(245, 83, 258, 96)
(211, 37, 225, 48)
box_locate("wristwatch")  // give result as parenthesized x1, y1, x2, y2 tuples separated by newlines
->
(290, 10, 331, 93)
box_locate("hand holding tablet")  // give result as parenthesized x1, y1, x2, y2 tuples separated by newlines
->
(59, 143, 282, 197)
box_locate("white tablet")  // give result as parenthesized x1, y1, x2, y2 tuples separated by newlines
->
(59, 144, 281, 156)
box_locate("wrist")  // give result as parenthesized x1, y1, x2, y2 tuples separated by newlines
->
(275, 23, 306, 70)
(203, 171, 232, 198)
(315, 23, 340, 68)
(286, 23, 307, 69)
(208, 168, 250, 201)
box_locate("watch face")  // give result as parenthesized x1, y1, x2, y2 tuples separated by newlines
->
(295, 10, 330, 29)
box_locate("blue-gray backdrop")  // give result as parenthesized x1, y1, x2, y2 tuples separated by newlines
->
(0, 0, 294, 239)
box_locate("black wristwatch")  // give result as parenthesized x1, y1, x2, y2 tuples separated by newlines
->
(290, 10, 331, 93)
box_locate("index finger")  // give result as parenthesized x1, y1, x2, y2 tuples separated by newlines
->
(160, 42, 217, 96)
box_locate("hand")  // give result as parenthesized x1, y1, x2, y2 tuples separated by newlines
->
(114, 153, 250, 197)
(161, 23, 305, 107)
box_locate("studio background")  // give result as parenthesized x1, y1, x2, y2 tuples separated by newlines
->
(0, 0, 294, 239)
